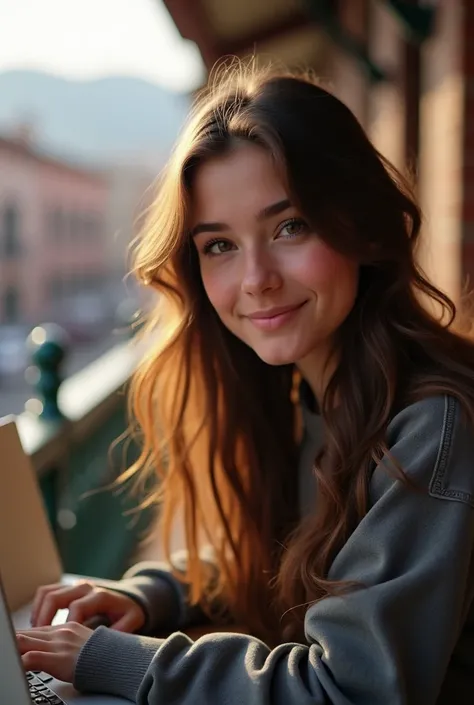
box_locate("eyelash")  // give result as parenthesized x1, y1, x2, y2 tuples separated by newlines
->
(279, 217, 308, 238)
(201, 217, 308, 256)
(202, 238, 232, 256)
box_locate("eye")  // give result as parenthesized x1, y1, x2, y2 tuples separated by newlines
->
(278, 217, 308, 239)
(202, 238, 235, 256)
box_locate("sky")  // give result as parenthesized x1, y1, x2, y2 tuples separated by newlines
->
(0, 0, 205, 92)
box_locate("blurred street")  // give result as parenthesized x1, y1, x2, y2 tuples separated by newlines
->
(0, 332, 120, 417)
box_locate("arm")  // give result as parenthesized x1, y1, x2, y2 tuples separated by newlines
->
(105, 545, 220, 635)
(74, 395, 474, 705)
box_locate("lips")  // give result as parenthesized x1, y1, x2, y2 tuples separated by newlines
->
(247, 302, 307, 320)
(246, 301, 307, 331)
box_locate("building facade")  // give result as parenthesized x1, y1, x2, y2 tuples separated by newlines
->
(0, 136, 109, 328)
(163, 0, 473, 310)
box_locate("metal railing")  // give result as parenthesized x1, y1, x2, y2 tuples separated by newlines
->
(13, 325, 156, 580)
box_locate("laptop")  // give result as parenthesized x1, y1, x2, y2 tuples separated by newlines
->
(0, 416, 63, 612)
(0, 571, 131, 704)
(0, 417, 129, 703)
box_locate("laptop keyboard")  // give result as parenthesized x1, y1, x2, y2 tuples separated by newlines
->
(27, 671, 65, 704)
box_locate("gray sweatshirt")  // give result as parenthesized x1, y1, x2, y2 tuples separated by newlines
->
(74, 394, 474, 704)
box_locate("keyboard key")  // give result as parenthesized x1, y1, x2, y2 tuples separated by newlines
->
(28, 676, 43, 687)
(27, 670, 66, 704)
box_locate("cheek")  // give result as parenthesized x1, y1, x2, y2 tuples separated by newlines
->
(294, 241, 357, 294)
(200, 266, 237, 317)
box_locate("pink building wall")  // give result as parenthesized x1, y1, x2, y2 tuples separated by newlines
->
(0, 137, 109, 326)
(0, 139, 42, 325)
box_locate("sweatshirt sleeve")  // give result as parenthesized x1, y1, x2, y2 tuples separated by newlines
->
(74, 395, 474, 705)
(105, 544, 220, 635)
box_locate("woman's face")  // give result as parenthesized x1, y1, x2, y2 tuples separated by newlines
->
(190, 143, 358, 372)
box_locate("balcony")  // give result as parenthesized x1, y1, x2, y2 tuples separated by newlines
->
(9, 326, 158, 580)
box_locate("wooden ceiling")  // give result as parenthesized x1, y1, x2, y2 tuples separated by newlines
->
(162, 0, 329, 74)
(162, 1, 436, 89)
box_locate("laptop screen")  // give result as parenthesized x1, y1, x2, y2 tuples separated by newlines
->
(0, 417, 62, 612)
(0, 572, 34, 704)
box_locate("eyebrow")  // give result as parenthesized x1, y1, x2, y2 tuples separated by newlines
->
(190, 198, 292, 238)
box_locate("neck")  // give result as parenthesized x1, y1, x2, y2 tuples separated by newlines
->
(297, 344, 338, 408)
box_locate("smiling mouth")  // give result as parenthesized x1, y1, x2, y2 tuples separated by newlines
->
(246, 301, 308, 331)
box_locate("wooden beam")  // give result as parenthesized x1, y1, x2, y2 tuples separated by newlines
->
(217, 9, 311, 57)
(402, 39, 421, 171)
(162, 1, 312, 68)
(162, 0, 221, 67)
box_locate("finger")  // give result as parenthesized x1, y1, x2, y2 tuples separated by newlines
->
(110, 610, 144, 633)
(31, 584, 63, 625)
(32, 581, 93, 626)
(17, 626, 63, 643)
(66, 591, 112, 624)
(21, 651, 63, 677)
(17, 633, 56, 653)
(35, 583, 93, 627)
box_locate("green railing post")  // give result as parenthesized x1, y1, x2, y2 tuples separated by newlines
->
(21, 333, 154, 579)
(26, 323, 69, 421)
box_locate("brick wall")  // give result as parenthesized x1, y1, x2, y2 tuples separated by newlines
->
(461, 0, 474, 298)
(332, 0, 468, 307)
(418, 0, 464, 305)
(329, 0, 369, 125)
(367, 0, 406, 170)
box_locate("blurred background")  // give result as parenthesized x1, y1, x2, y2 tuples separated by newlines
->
(0, 0, 205, 415)
(0, 0, 467, 415)
(1, 0, 472, 575)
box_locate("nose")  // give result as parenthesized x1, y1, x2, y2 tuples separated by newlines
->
(240, 249, 282, 296)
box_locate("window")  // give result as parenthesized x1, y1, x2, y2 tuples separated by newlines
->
(65, 212, 103, 241)
(85, 213, 103, 240)
(83, 272, 103, 293)
(3, 286, 20, 323)
(70, 212, 82, 240)
(49, 275, 64, 302)
(49, 208, 64, 241)
(2, 203, 22, 258)
(95, 215, 104, 239)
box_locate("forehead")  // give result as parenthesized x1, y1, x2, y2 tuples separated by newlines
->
(190, 143, 288, 221)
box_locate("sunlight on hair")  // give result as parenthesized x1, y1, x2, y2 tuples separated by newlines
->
(118, 59, 474, 646)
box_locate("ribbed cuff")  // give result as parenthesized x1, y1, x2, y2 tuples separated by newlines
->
(107, 574, 181, 634)
(120, 566, 208, 631)
(74, 626, 164, 700)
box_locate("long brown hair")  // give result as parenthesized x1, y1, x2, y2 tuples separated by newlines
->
(126, 63, 474, 645)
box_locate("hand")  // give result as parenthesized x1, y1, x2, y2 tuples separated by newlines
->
(31, 580, 146, 632)
(17, 622, 92, 684)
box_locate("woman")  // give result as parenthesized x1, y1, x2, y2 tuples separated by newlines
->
(17, 65, 474, 705)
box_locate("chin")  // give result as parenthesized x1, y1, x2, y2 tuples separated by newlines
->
(252, 345, 302, 367)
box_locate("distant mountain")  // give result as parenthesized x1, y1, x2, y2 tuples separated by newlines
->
(0, 70, 191, 167)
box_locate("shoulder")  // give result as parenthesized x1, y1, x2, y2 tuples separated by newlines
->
(386, 394, 458, 448)
(377, 395, 474, 507)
